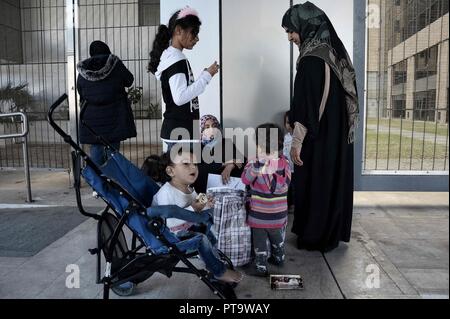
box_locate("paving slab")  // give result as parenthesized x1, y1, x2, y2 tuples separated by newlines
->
(324, 224, 418, 299)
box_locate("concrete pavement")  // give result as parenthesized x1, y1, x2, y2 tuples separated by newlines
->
(0, 170, 448, 299)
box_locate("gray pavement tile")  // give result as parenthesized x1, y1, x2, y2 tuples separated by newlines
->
(357, 217, 411, 239)
(324, 239, 413, 298)
(0, 256, 29, 267)
(392, 217, 449, 240)
(375, 238, 449, 269)
(399, 268, 449, 293)
(236, 256, 342, 299)
(0, 264, 60, 298)
(35, 253, 102, 299)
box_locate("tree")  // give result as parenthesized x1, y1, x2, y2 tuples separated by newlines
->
(0, 82, 34, 114)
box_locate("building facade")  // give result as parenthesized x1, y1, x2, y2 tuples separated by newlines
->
(367, 0, 449, 123)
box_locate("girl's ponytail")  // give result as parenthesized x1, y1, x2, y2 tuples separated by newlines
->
(148, 24, 171, 74)
(148, 8, 201, 74)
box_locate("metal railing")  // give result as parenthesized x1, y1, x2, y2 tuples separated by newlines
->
(0, 112, 32, 202)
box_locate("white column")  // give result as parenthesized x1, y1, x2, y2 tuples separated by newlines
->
(405, 56, 415, 120)
(66, 0, 79, 143)
(436, 41, 449, 124)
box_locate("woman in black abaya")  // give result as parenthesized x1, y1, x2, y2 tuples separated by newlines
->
(281, 2, 359, 252)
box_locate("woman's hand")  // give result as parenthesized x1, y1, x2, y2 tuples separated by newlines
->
(221, 163, 235, 184)
(290, 145, 304, 167)
(206, 61, 220, 77)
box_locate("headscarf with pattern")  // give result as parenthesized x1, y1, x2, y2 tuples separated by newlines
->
(282, 1, 358, 143)
(200, 114, 221, 146)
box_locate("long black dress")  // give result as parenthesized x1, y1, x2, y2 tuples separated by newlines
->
(291, 56, 354, 252)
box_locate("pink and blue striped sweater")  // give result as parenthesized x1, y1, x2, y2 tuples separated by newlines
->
(241, 156, 291, 229)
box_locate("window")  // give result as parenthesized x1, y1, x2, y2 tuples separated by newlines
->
(139, 0, 160, 27)
(393, 61, 407, 85)
(430, 0, 441, 24)
(413, 90, 436, 121)
(394, 20, 401, 33)
(443, 0, 449, 16)
(392, 95, 406, 118)
(415, 46, 438, 80)
(0, 0, 22, 64)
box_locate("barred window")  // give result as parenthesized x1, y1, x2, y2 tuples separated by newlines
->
(413, 90, 436, 121)
(415, 46, 438, 80)
(393, 61, 407, 85)
(139, 0, 160, 27)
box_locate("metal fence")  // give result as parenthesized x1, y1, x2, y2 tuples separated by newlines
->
(0, 0, 70, 169)
(365, 0, 449, 174)
(0, 0, 162, 170)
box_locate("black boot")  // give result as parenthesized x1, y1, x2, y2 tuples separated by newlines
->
(268, 243, 285, 266)
(245, 252, 268, 277)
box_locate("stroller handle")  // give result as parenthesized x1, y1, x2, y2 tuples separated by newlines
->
(47, 94, 80, 151)
(48, 94, 103, 220)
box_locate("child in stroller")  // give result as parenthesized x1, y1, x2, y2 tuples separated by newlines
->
(148, 147, 243, 284)
(48, 94, 241, 298)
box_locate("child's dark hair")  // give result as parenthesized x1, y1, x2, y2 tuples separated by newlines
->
(141, 155, 164, 183)
(256, 123, 284, 155)
(284, 110, 293, 131)
(284, 110, 291, 124)
(145, 144, 197, 183)
(148, 10, 201, 74)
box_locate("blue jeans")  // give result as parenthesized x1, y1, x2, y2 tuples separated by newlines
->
(178, 231, 225, 277)
(90, 142, 120, 166)
(187, 224, 217, 246)
(148, 206, 226, 277)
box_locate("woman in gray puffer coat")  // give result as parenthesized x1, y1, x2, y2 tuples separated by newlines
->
(77, 40, 136, 166)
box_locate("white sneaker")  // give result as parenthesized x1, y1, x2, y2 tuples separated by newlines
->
(92, 191, 99, 198)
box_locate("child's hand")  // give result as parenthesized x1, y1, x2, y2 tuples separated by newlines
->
(191, 200, 206, 213)
(261, 159, 279, 175)
(206, 61, 220, 77)
(206, 195, 215, 209)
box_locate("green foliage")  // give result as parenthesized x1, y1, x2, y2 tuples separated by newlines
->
(127, 86, 143, 105)
(0, 82, 34, 113)
(146, 102, 161, 119)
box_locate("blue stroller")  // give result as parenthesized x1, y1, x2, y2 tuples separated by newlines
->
(47, 94, 237, 299)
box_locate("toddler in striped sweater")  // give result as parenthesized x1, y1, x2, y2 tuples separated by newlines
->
(242, 123, 291, 276)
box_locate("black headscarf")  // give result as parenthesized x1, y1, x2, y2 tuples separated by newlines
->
(282, 2, 358, 143)
(89, 40, 111, 57)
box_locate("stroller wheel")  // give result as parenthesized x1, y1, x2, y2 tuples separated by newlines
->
(111, 281, 136, 297)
